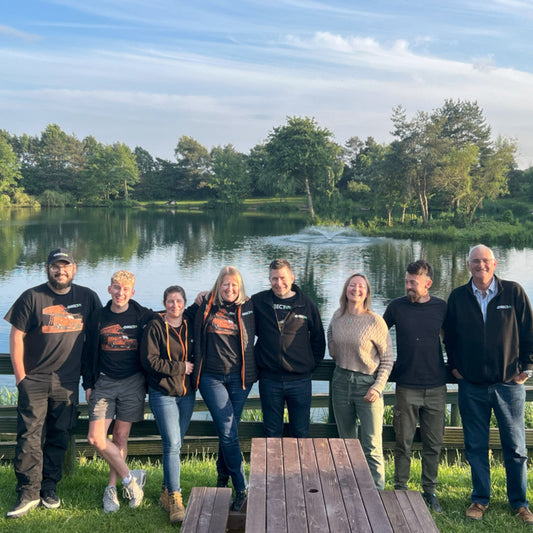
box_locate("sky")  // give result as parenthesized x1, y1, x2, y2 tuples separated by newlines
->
(2, 0, 533, 168)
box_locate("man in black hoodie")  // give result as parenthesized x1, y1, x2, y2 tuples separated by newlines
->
(443, 244, 533, 525)
(252, 259, 325, 437)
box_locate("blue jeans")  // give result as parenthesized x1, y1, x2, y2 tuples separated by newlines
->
(332, 367, 385, 490)
(148, 387, 196, 493)
(458, 379, 528, 508)
(199, 372, 251, 492)
(259, 377, 312, 438)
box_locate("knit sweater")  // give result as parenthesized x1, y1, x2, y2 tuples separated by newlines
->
(327, 310, 394, 393)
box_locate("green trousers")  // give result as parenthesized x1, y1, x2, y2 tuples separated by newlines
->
(393, 385, 446, 493)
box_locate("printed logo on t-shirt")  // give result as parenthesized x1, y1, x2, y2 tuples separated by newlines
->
(100, 324, 138, 351)
(208, 308, 238, 336)
(42, 304, 84, 334)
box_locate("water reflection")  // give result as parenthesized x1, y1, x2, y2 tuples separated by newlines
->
(1, 209, 532, 356)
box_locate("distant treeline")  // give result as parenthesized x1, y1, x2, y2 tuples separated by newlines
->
(1, 99, 532, 226)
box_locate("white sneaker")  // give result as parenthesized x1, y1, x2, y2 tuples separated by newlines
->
(123, 470, 146, 508)
(103, 486, 120, 513)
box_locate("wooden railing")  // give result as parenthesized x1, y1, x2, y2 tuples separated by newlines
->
(2, 354, 533, 472)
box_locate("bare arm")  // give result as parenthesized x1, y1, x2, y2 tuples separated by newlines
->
(9, 326, 26, 385)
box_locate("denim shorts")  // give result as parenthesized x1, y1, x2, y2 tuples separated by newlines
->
(88, 372, 146, 422)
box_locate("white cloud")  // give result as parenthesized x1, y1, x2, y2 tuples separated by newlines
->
(0, 24, 40, 42)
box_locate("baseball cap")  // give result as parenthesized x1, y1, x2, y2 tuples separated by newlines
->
(47, 248, 75, 265)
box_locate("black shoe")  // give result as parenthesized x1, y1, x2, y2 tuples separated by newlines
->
(216, 474, 229, 488)
(40, 489, 61, 510)
(423, 492, 443, 513)
(6, 494, 41, 518)
(231, 490, 247, 512)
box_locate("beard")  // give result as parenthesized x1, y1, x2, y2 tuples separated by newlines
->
(407, 290, 419, 303)
(47, 271, 73, 291)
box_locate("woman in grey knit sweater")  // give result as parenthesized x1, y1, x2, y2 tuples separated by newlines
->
(327, 273, 393, 490)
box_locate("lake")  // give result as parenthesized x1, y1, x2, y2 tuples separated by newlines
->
(2, 207, 533, 392)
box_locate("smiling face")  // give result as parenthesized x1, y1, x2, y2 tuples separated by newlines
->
(47, 260, 76, 291)
(269, 267, 295, 299)
(108, 282, 135, 312)
(165, 291, 186, 320)
(346, 275, 368, 308)
(219, 275, 240, 304)
(405, 272, 432, 303)
(468, 246, 497, 290)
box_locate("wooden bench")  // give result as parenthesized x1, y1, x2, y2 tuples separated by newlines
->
(181, 486, 232, 533)
(380, 490, 439, 533)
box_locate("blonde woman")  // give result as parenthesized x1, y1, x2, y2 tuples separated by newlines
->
(328, 273, 393, 490)
(192, 266, 257, 511)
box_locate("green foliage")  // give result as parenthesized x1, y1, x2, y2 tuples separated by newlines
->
(38, 190, 76, 207)
(0, 386, 17, 405)
(207, 144, 250, 206)
(264, 116, 343, 218)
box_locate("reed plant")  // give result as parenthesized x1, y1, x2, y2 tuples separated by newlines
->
(0, 387, 17, 405)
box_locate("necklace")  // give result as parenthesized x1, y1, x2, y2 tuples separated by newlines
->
(164, 313, 182, 327)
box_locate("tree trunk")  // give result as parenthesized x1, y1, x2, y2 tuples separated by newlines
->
(418, 192, 429, 225)
(304, 177, 315, 219)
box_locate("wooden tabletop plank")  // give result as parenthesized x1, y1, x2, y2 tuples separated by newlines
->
(313, 438, 351, 532)
(299, 438, 330, 532)
(266, 438, 287, 532)
(282, 437, 308, 533)
(328, 438, 373, 533)
(246, 438, 267, 533)
(344, 439, 394, 533)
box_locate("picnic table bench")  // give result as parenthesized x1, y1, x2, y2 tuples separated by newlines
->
(245, 437, 439, 532)
(181, 486, 232, 533)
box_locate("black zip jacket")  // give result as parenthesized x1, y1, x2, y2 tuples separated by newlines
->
(252, 284, 325, 381)
(443, 276, 533, 385)
(140, 309, 195, 397)
(82, 299, 154, 390)
(191, 294, 257, 389)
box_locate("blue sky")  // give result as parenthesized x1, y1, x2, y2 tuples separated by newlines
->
(2, 0, 533, 168)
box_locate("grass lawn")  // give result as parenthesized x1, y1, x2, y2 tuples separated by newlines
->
(0, 454, 532, 532)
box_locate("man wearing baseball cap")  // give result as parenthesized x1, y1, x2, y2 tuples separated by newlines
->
(4, 248, 102, 518)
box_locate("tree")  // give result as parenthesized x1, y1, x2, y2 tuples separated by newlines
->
(465, 136, 516, 221)
(370, 141, 413, 226)
(174, 136, 211, 195)
(391, 107, 446, 224)
(0, 137, 23, 204)
(208, 145, 250, 205)
(264, 116, 342, 218)
(81, 142, 138, 202)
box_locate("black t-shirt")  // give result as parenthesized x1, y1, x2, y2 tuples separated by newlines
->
(4, 283, 102, 383)
(272, 293, 297, 332)
(205, 303, 241, 374)
(98, 305, 144, 379)
(383, 295, 447, 388)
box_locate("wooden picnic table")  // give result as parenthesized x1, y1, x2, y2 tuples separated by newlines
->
(245, 437, 439, 533)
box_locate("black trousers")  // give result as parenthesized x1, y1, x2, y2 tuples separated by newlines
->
(15, 374, 78, 497)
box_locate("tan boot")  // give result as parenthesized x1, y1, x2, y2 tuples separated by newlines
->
(159, 487, 169, 512)
(168, 491, 185, 524)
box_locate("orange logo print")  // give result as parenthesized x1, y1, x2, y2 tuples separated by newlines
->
(42, 304, 84, 333)
(100, 324, 138, 351)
